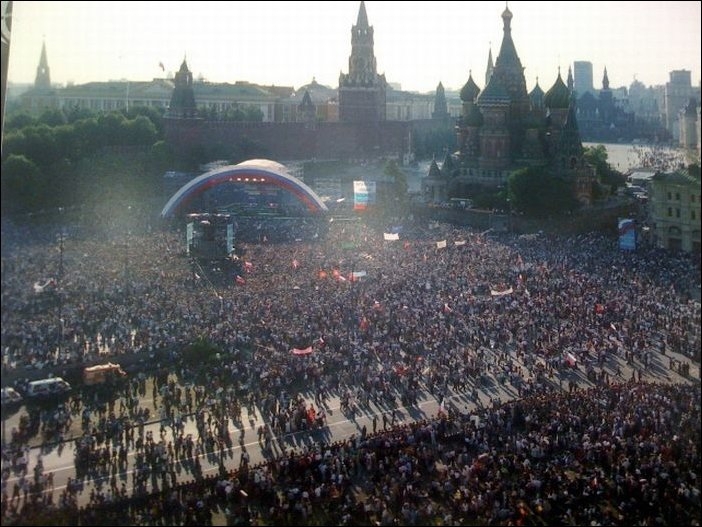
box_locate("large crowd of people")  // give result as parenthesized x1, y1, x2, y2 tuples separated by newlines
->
(2, 381, 700, 526)
(1, 210, 700, 525)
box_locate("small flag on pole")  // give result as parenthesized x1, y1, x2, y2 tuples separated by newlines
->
(159, 61, 165, 71)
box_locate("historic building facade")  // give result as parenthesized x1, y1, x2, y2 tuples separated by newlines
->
(649, 168, 701, 254)
(163, 2, 411, 162)
(437, 6, 594, 205)
(338, 1, 386, 123)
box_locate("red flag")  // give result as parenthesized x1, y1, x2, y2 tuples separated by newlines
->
(292, 258, 299, 269)
(235, 275, 246, 285)
(244, 261, 253, 272)
(359, 317, 369, 331)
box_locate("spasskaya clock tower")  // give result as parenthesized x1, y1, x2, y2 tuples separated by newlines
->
(339, 1, 387, 123)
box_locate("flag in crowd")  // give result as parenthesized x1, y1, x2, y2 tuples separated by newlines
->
(33, 278, 56, 294)
(490, 286, 513, 296)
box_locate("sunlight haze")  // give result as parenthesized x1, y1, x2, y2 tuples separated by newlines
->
(6, 1, 702, 93)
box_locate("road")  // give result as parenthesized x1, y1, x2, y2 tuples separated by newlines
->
(2, 342, 698, 519)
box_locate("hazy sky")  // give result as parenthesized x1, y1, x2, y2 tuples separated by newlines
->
(6, 1, 701, 93)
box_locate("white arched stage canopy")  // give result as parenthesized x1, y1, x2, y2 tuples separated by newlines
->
(160, 159, 328, 218)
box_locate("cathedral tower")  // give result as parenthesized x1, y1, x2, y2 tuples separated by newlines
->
(167, 59, 197, 118)
(34, 41, 51, 91)
(338, 1, 387, 122)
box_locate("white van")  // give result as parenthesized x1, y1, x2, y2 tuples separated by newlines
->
(25, 377, 72, 398)
(1, 387, 23, 406)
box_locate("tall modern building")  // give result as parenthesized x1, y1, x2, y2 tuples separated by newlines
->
(573, 61, 593, 96)
(338, 1, 387, 123)
(665, 70, 693, 141)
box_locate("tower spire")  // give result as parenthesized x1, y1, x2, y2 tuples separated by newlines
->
(567, 65, 574, 93)
(34, 40, 51, 90)
(356, 1, 369, 27)
(486, 44, 494, 87)
(502, 2, 513, 33)
(602, 66, 610, 90)
(339, 1, 386, 122)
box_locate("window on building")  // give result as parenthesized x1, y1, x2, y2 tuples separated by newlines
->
(675, 193, 680, 200)
(676, 208, 680, 218)
(692, 210, 696, 220)
(667, 192, 672, 200)
(668, 207, 672, 217)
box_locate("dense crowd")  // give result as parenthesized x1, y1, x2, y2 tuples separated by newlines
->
(2, 381, 700, 526)
(1, 215, 699, 389)
(1, 213, 700, 525)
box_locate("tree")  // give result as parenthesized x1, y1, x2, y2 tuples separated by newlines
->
(64, 105, 96, 124)
(38, 108, 67, 127)
(508, 166, 580, 217)
(18, 124, 61, 167)
(123, 115, 158, 146)
(4, 111, 36, 131)
(124, 105, 165, 135)
(97, 112, 128, 146)
(383, 159, 409, 217)
(583, 144, 626, 194)
(1, 155, 47, 213)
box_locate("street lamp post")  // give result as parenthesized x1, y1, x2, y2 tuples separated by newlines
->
(506, 198, 511, 233)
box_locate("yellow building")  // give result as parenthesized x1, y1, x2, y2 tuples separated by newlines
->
(649, 168, 701, 253)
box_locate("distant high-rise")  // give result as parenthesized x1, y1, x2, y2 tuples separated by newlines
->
(573, 61, 593, 97)
(664, 69, 693, 141)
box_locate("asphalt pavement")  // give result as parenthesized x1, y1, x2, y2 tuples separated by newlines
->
(1, 342, 699, 525)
